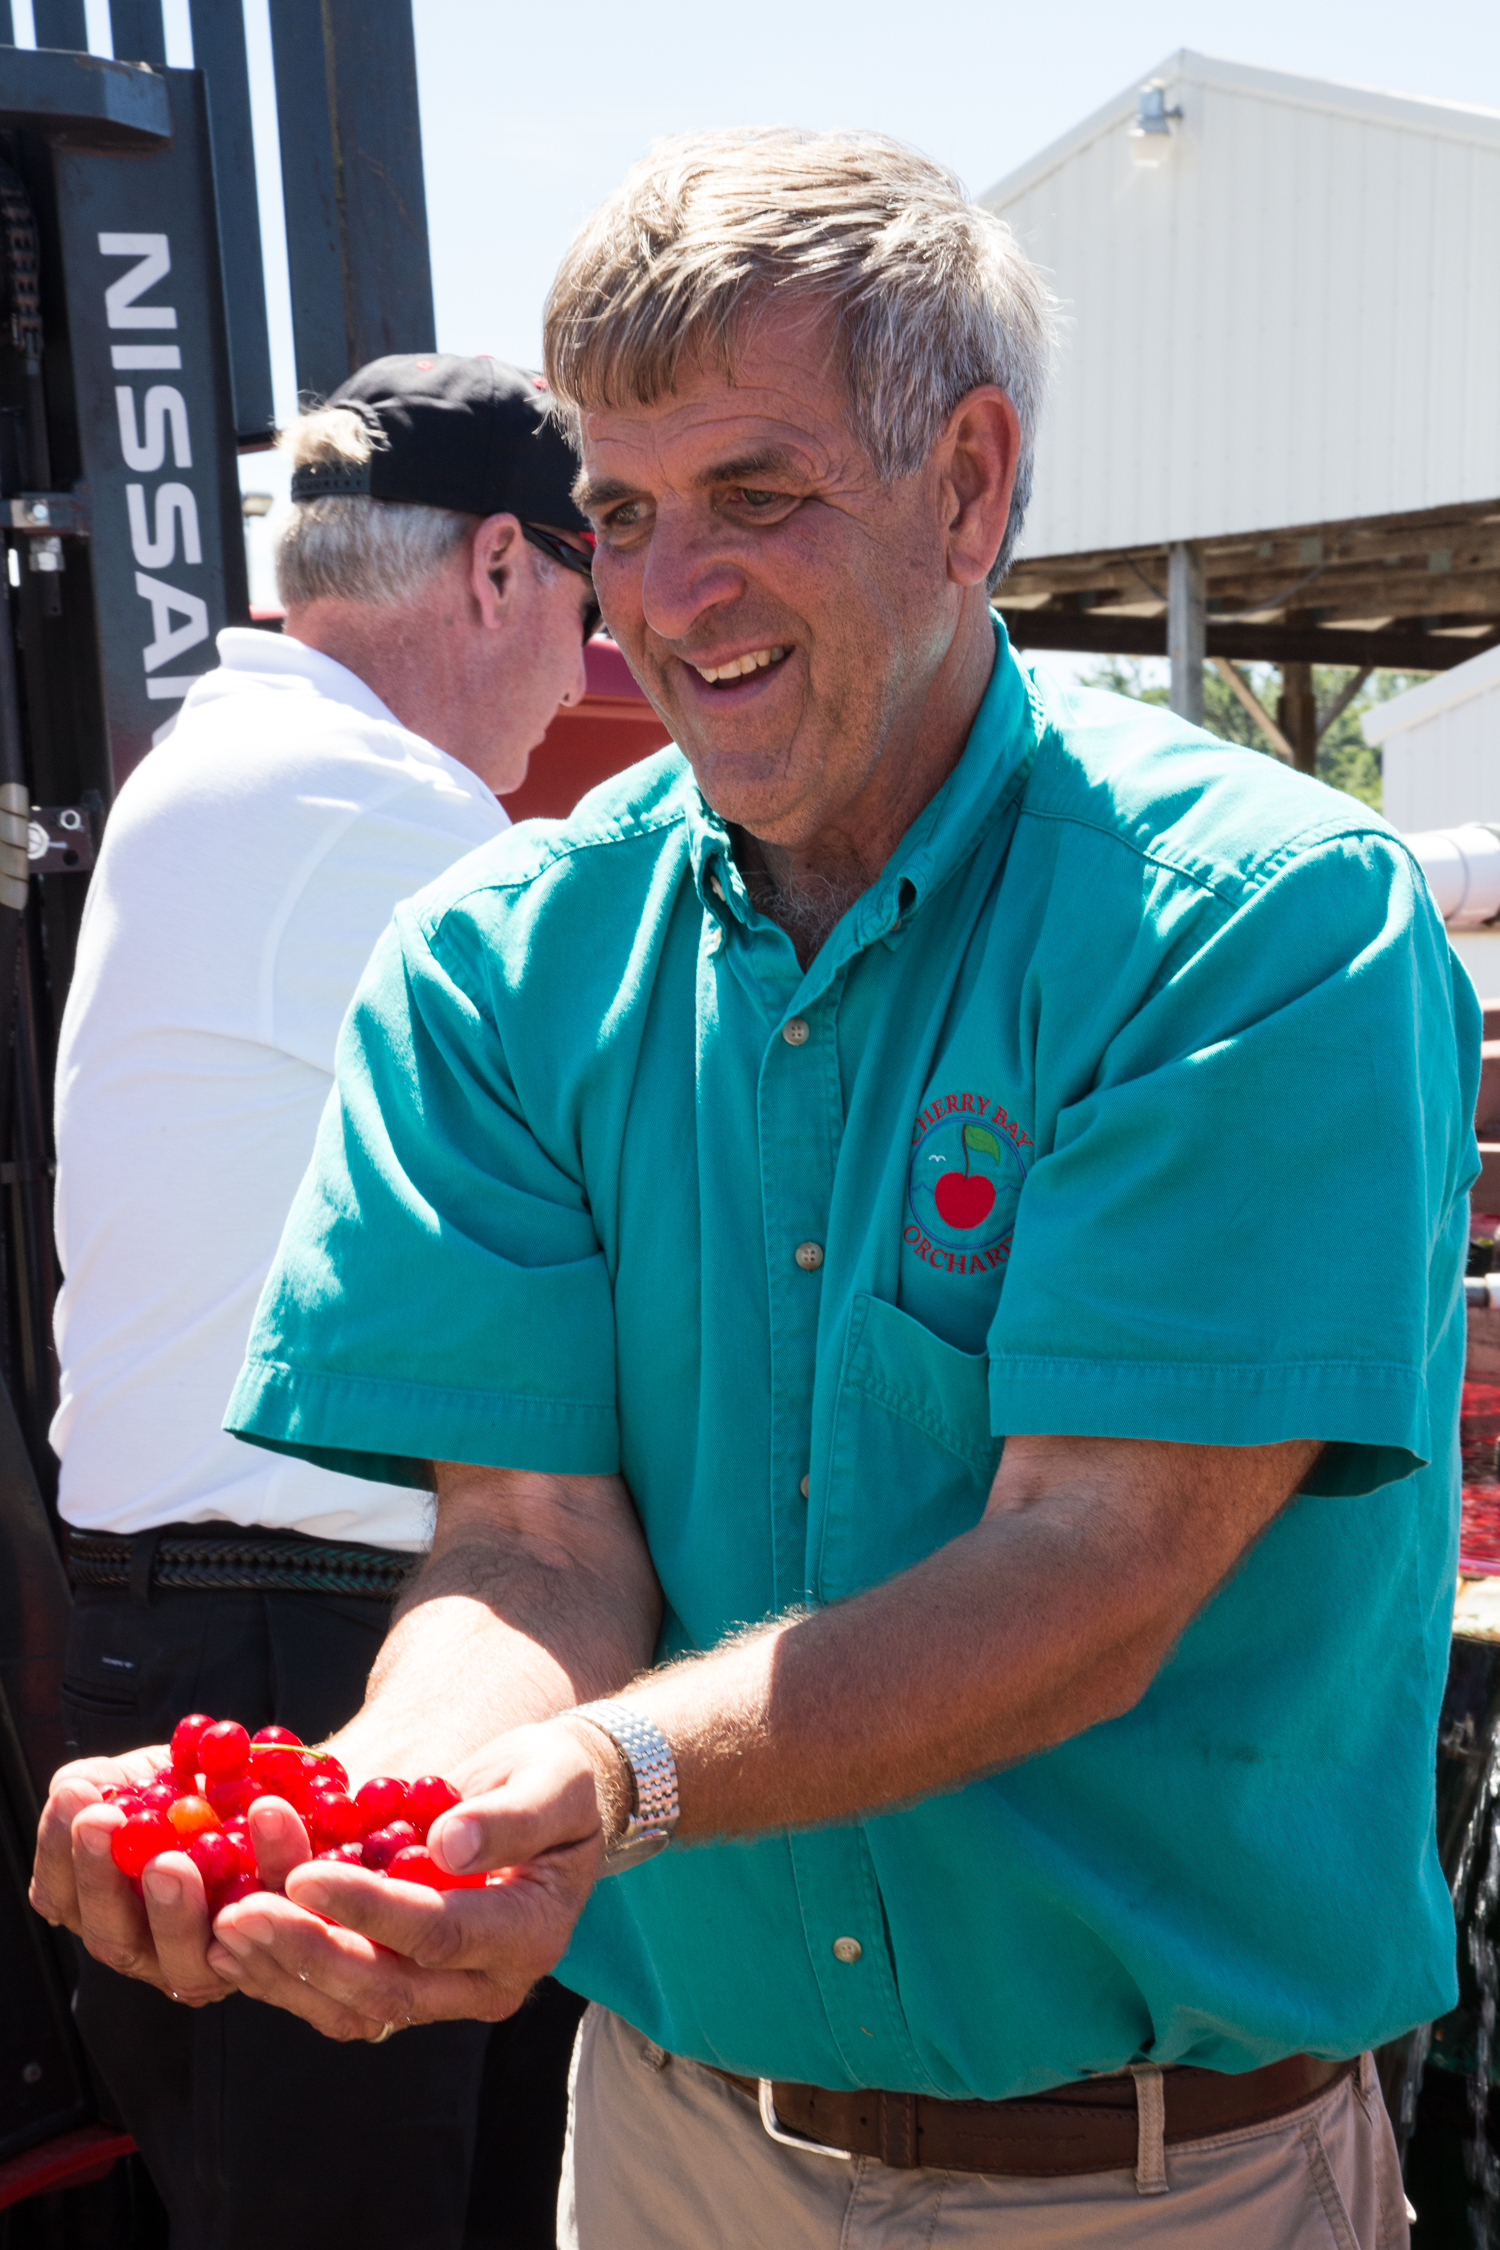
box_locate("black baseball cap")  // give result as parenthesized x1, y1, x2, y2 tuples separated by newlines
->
(289, 353, 588, 533)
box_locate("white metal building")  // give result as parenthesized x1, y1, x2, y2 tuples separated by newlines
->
(1368, 644, 1500, 834)
(984, 51, 1500, 562)
(1362, 647, 1500, 987)
(981, 52, 1500, 737)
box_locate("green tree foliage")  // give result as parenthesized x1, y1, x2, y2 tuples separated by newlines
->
(1078, 659, 1433, 814)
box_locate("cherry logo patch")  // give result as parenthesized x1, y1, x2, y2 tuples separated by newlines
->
(905, 1091, 1032, 1276)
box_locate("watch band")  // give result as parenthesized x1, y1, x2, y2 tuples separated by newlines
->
(569, 1699, 679, 1875)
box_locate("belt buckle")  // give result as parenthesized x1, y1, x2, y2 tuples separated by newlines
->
(757, 2081, 852, 2161)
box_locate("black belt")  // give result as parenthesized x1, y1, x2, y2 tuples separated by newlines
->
(68, 1523, 415, 1600)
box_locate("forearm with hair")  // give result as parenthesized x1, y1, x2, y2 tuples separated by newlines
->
(330, 1464, 662, 1788)
(627, 1434, 1321, 1842)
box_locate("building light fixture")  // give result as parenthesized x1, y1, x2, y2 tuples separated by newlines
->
(1130, 84, 1183, 166)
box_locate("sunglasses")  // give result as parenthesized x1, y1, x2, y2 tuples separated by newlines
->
(521, 522, 601, 643)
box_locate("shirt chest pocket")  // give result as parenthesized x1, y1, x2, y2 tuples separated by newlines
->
(815, 1292, 1001, 1603)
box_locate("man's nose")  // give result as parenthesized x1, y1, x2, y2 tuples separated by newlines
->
(640, 515, 745, 642)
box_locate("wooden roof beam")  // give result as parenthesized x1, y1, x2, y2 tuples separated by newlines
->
(1000, 609, 1500, 669)
(1211, 658, 1294, 759)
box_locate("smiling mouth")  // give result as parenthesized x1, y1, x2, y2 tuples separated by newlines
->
(691, 645, 790, 686)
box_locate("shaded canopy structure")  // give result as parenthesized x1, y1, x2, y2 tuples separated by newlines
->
(983, 52, 1500, 761)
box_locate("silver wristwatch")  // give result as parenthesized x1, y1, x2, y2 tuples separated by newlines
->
(569, 1699, 679, 1875)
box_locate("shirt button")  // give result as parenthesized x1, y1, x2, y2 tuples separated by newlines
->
(800, 1473, 810, 1499)
(795, 1241, 824, 1271)
(832, 1936, 863, 1964)
(782, 1016, 810, 1046)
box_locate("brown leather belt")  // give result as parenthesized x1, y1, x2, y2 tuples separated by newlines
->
(706, 2052, 1357, 2176)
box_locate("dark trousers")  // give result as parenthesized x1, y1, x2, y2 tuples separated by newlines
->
(62, 1579, 585, 2250)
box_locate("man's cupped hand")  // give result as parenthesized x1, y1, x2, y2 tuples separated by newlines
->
(31, 1746, 243, 2008)
(206, 1720, 607, 2042)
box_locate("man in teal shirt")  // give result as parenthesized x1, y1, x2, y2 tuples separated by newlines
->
(38, 130, 1474, 2246)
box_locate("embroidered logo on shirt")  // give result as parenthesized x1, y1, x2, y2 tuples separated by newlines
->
(905, 1092, 1032, 1274)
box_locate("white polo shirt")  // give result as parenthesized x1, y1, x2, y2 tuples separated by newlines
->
(51, 628, 507, 1550)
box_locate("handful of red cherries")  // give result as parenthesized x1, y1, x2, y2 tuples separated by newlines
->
(102, 1713, 485, 1913)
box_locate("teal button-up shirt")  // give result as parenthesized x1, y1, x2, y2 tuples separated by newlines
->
(228, 626, 1477, 2096)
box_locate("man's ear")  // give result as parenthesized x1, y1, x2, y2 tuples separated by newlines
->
(938, 388, 1020, 589)
(472, 512, 524, 629)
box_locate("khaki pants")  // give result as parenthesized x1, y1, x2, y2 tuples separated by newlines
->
(558, 2005, 1412, 2248)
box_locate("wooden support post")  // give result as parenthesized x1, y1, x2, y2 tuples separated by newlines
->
(1279, 664, 1317, 774)
(1168, 542, 1205, 727)
(1279, 609, 1318, 775)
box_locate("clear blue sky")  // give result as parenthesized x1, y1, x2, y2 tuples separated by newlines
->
(30, 0, 1497, 605)
(36, 0, 1500, 415)
(407, 0, 1500, 382)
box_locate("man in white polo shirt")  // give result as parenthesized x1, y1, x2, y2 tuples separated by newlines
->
(48, 354, 597, 2250)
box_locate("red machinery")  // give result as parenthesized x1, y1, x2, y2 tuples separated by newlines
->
(503, 638, 670, 821)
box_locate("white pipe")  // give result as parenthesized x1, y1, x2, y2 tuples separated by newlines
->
(1402, 825, 1500, 928)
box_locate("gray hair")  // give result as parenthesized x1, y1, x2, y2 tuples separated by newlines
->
(543, 128, 1058, 584)
(274, 402, 476, 608)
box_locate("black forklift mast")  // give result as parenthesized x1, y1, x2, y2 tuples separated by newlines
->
(0, 5, 434, 2224)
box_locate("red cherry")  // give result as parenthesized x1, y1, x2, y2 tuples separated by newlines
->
(187, 1830, 239, 1891)
(354, 1777, 408, 1832)
(110, 1810, 177, 1879)
(932, 1172, 997, 1230)
(387, 1844, 443, 1887)
(170, 1713, 215, 1776)
(388, 1844, 486, 1891)
(139, 1775, 188, 1812)
(406, 1775, 462, 1839)
(334, 1796, 367, 1842)
(212, 1872, 261, 1910)
(100, 1785, 146, 1810)
(310, 1753, 349, 1793)
(250, 1725, 303, 1747)
(361, 1820, 419, 1870)
(315, 1842, 365, 1864)
(306, 1790, 365, 1849)
(167, 1794, 221, 1843)
(206, 1775, 260, 1822)
(220, 1820, 257, 1877)
(248, 1745, 309, 1810)
(198, 1721, 250, 1781)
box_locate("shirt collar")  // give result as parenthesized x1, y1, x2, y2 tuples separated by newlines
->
(685, 613, 1038, 948)
(197, 627, 409, 733)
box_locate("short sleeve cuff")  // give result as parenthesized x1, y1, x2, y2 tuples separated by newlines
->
(226, 1358, 621, 1488)
(988, 1354, 1428, 1497)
